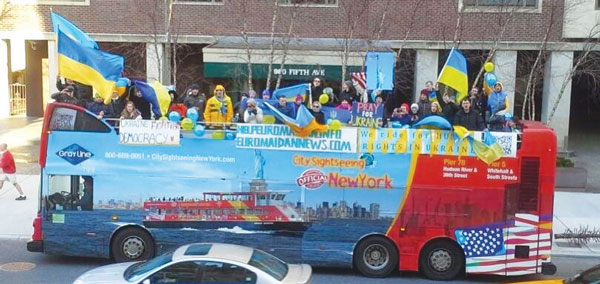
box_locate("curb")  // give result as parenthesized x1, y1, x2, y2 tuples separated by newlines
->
(0, 235, 31, 241)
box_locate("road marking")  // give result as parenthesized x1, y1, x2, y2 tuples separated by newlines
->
(0, 262, 36, 272)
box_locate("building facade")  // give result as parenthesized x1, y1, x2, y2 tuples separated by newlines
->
(1, 0, 598, 150)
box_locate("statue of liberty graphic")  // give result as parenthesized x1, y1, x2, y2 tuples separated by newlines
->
(254, 150, 266, 180)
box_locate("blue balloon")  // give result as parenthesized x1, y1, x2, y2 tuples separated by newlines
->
(186, 108, 199, 122)
(116, 77, 130, 87)
(485, 73, 498, 87)
(326, 118, 332, 125)
(225, 132, 236, 140)
(391, 122, 402, 128)
(168, 111, 181, 122)
(193, 125, 205, 137)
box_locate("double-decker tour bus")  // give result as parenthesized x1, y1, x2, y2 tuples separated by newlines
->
(27, 102, 557, 280)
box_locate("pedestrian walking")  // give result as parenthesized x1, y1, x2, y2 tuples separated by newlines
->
(0, 143, 26, 200)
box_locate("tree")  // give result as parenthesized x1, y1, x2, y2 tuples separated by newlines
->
(337, 0, 370, 86)
(275, 3, 300, 90)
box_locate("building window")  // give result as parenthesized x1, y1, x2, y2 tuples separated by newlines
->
(10, 0, 89, 5)
(463, 0, 538, 8)
(597, 0, 600, 10)
(278, 0, 338, 6)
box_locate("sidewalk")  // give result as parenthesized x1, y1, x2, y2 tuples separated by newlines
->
(1, 175, 599, 258)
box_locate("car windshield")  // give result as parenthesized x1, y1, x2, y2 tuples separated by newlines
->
(247, 249, 289, 281)
(124, 251, 174, 282)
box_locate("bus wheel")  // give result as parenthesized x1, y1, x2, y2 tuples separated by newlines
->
(111, 227, 155, 263)
(354, 236, 398, 278)
(419, 240, 464, 280)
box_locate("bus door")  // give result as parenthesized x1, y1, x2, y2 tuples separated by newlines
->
(44, 174, 100, 257)
(504, 157, 542, 276)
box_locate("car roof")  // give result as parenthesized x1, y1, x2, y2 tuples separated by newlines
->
(172, 243, 254, 264)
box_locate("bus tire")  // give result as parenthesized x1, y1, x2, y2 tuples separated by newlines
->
(354, 236, 398, 278)
(419, 240, 464, 280)
(111, 227, 155, 263)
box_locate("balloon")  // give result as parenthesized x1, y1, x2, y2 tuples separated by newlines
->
(391, 122, 402, 128)
(159, 116, 168, 121)
(116, 77, 130, 88)
(212, 131, 225, 140)
(193, 125, 205, 136)
(504, 112, 513, 120)
(319, 94, 329, 104)
(326, 118, 332, 125)
(485, 73, 497, 87)
(484, 62, 495, 73)
(168, 111, 181, 122)
(186, 108, 199, 122)
(323, 87, 334, 95)
(225, 132, 236, 140)
(329, 119, 342, 130)
(181, 118, 195, 130)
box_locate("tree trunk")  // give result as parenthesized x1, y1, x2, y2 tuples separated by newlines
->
(265, 0, 279, 90)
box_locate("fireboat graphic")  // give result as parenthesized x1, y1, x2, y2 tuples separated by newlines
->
(142, 150, 311, 234)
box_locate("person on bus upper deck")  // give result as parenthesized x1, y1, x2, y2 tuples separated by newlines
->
(204, 85, 233, 127)
(86, 94, 114, 120)
(441, 92, 459, 122)
(454, 98, 485, 131)
(310, 101, 326, 125)
(336, 98, 352, 111)
(183, 84, 206, 121)
(51, 85, 82, 106)
(274, 94, 294, 124)
(294, 95, 304, 112)
(390, 104, 411, 125)
(56, 76, 93, 104)
(243, 99, 263, 124)
(248, 90, 257, 99)
(120, 101, 142, 120)
(488, 82, 509, 117)
(417, 83, 433, 117)
(235, 93, 249, 123)
(308, 77, 325, 106)
(129, 88, 152, 119)
(261, 89, 272, 100)
(430, 101, 443, 116)
(410, 103, 419, 123)
(469, 86, 487, 122)
(339, 80, 358, 104)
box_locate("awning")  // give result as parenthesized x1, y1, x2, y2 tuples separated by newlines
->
(203, 46, 364, 81)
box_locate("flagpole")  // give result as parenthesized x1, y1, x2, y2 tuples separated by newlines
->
(308, 82, 312, 106)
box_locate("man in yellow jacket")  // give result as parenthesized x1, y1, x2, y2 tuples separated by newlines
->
(204, 85, 233, 128)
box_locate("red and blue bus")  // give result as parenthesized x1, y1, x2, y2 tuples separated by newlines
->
(28, 102, 557, 280)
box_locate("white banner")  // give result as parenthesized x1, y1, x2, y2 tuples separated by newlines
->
(236, 124, 357, 153)
(119, 120, 180, 145)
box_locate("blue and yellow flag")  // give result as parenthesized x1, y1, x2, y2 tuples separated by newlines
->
(57, 30, 124, 104)
(133, 80, 171, 117)
(263, 103, 328, 137)
(438, 48, 469, 103)
(51, 11, 98, 49)
(272, 83, 309, 102)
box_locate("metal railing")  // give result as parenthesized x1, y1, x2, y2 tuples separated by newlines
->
(9, 83, 26, 115)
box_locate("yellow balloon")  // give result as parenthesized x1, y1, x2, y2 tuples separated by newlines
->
(181, 118, 195, 130)
(159, 116, 168, 121)
(484, 62, 495, 73)
(329, 119, 342, 130)
(319, 94, 329, 105)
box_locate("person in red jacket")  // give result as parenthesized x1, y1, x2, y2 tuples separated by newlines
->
(0, 143, 25, 200)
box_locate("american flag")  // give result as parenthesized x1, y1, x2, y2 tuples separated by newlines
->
(350, 72, 367, 103)
(455, 214, 552, 276)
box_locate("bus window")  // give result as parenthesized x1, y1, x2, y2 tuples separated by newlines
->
(47, 175, 94, 211)
(50, 107, 110, 133)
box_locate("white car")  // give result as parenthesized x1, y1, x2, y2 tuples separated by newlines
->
(73, 243, 312, 284)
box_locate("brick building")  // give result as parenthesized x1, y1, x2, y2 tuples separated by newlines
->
(0, 0, 598, 151)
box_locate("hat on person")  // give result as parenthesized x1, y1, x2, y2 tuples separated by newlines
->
(411, 103, 419, 111)
(401, 103, 410, 110)
(262, 89, 271, 97)
(247, 99, 257, 107)
(63, 86, 75, 93)
(189, 83, 200, 90)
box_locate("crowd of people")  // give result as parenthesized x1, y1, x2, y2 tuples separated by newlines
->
(51, 75, 517, 132)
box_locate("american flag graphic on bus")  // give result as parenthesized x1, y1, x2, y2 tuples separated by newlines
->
(454, 214, 552, 276)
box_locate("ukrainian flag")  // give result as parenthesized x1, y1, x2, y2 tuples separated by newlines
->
(51, 11, 98, 49)
(452, 126, 504, 165)
(272, 83, 310, 102)
(57, 30, 124, 104)
(438, 48, 469, 103)
(263, 103, 328, 138)
(133, 80, 171, 117)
